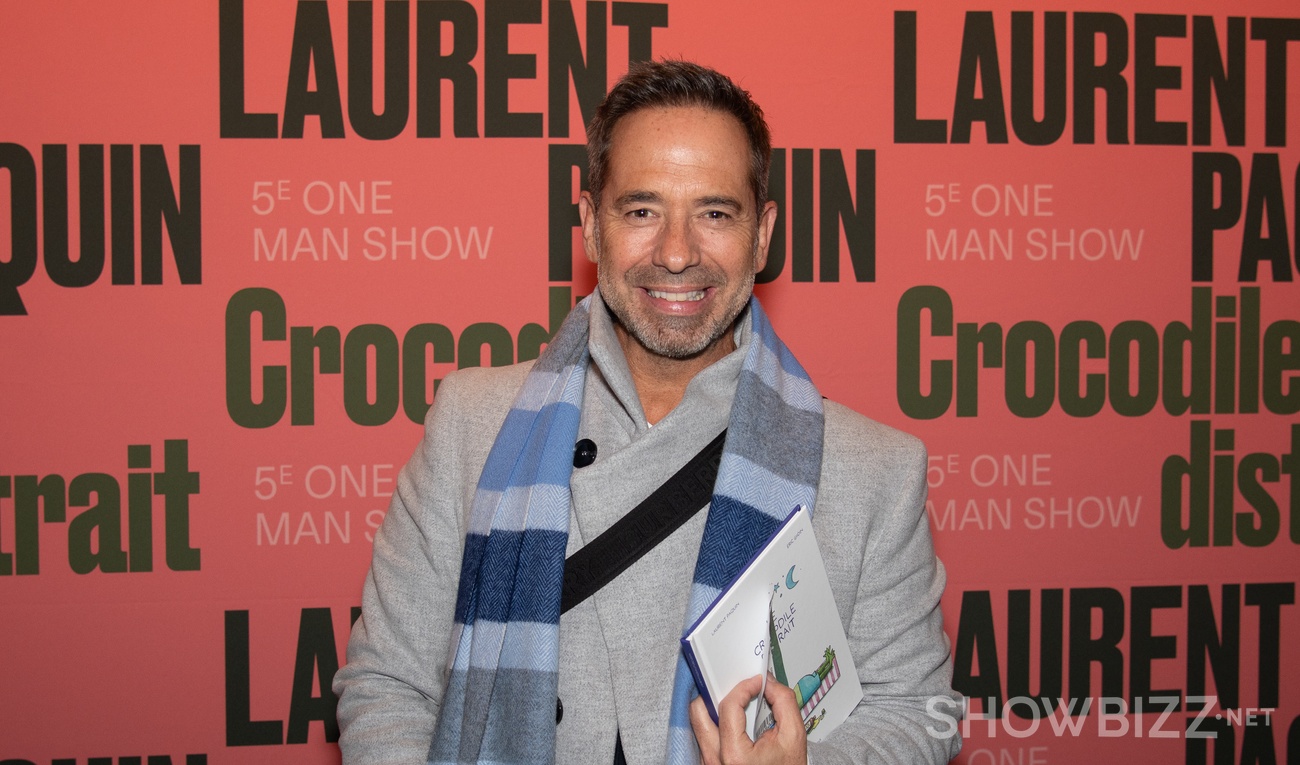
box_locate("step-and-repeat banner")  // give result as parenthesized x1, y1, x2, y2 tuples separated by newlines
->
(3, 2, 1297, 763)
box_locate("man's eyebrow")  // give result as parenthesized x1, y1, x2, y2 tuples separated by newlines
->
(613, 190, 663, 207)
(697, 195, 744, 212)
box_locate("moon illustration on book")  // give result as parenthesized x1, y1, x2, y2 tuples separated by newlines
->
(785, 565, 799, 590)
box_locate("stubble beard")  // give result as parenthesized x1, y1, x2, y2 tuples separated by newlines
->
(595, 237, 757, 361)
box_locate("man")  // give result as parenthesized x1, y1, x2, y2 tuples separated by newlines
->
(335, 60, 960, 765)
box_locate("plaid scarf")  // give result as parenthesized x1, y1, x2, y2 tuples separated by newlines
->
(429, 292, 824, 765)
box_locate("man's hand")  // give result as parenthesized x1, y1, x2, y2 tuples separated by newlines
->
(690, 674, 808, 765)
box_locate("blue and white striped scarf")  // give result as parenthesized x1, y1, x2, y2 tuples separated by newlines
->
(429, 292, 824, 765)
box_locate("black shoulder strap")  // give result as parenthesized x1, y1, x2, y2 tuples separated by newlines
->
(560, 429, 727, 615)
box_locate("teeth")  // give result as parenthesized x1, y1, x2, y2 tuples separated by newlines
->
(648, 289, 705, 302)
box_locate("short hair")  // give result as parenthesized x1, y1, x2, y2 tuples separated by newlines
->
(586, 60, 772, 214)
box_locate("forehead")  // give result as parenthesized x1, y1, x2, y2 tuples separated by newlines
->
(603, 106, 752, 199)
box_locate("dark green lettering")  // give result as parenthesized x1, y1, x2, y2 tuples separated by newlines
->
(348, 0, 411, 140)
(952, 12, 1008, 144)
(343, 324, 401, 426)
(290, 325, 342, 425)
(1009, 12, 1066, 145)
(1059, 321, 1106, 417)
(458, 322, 513, 368)
(1067, 587, 1125, 701)
(818, 150, 875, 282)
(282, 1, 345, 138)
(1162, 421, 1211, 548)
(548, 1, 606, 138)
(1191, 16, 1245, 146)
(67, 473, 127, 574)
(1072, 12, 1129, 144)
(896, 286, 953, 420)
(225, 288, 288, 429)
(484, 0, 542, 137)
(415, 0, 478, 137)
(956, 322, 1003, 417)
(288, 608, 342, 743)
(402, 322, 456, 424)
(1134, 14, 1187, 145)
(1107, 320, 1159, 416)
(1004, 321, 1055, 417)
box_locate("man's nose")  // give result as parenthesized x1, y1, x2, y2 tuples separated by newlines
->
(652, 217, 699, 273)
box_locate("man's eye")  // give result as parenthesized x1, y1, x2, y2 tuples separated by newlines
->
(627, 208, 652, 219)
(704, 210, 731, 220)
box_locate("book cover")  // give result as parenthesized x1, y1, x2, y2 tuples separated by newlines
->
(681, 505, 863, 742)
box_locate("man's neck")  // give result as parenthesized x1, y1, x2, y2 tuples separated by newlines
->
(614, 325, 736, 425)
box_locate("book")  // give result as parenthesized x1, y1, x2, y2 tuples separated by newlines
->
(680, 505, 863, 742)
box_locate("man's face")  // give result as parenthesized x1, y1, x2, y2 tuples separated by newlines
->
(580, 106, 777, 362)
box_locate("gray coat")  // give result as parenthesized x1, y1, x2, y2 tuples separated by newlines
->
(335, 303, 961, 764)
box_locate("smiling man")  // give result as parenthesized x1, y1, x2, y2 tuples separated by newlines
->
(335, 61, 960, 765)
(583, 103, 773, 426)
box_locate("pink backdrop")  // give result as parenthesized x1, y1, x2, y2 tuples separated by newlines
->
(2, 2, 1297, 763)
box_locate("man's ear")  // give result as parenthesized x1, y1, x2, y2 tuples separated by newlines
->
(579, 191, 599, 263)
(753, 200, 778, 273)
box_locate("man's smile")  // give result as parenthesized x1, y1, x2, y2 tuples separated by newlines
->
(645, 288, 707, 302)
